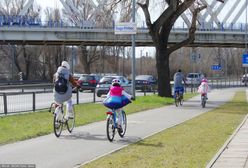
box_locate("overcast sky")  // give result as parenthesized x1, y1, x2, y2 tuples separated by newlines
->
(36, 0, 62, 9)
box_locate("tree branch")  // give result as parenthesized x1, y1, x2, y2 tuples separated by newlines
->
(137, 1, 153, 32)
(167, 4, 207, 54)
(154, 0, 195, 33)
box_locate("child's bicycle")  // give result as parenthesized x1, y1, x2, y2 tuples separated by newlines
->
(174, 87, 184, 107)
(201, 93, 207, 108)
(49, 102, 75, 137)
(106, 109, 127, 142)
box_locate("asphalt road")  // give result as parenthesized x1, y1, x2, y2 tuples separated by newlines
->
(0, 88, 241, 168)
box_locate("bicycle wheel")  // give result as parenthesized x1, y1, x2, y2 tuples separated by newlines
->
(53, 107, 63, 137)
(66, 106, 75, 133)
(175, 93, 179, 107)
(106, 114, 115, 142)
(201, 96, 206, 108)
(118, 111, 127, 138)
(179, 94, 183, 106)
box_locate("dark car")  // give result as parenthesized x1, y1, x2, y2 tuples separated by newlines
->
(135, 75, 157, 92)
(73, 73, 85, 81)
(77, 74, 99, 92)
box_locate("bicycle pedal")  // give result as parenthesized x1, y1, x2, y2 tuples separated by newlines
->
(118, 127, 123, 133)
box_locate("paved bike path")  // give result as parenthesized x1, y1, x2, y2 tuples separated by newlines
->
(0, 88, 240, 168)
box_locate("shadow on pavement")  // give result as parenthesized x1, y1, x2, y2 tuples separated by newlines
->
(59, 131, 106, 141)
(59, 131, 142, 144)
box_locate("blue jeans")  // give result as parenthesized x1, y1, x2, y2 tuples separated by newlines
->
(174, 86, 184, 98)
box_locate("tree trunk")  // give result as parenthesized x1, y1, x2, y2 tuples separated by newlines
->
(156, 44, 172, 97)
(80, 46, 91, 74)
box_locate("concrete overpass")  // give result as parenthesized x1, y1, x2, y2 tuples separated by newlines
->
(0, 26, 246, 48)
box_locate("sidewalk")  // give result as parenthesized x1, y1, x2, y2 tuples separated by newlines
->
(206, 89, 248, 168)
(0, 88, 243, 168)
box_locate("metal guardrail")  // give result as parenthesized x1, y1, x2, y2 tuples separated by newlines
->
(0, 83, 53, 90)
(0, 88, 97, 115)
(0, 78, 246, 115)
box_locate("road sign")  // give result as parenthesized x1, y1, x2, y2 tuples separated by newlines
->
(242, 54, 248, 67)
(211, 65, 222, 71)
(114, 22, 137, 35)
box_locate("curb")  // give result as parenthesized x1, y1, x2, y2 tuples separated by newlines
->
(206, 89, 248, 168)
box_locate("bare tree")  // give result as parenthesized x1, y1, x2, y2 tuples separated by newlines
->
(0, 0, 41, 80)
(136, 0, 214, 97)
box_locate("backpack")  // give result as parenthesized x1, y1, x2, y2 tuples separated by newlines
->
(54, 73, 68, 94)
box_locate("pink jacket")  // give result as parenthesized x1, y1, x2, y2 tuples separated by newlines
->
(109, 86, 124, 96)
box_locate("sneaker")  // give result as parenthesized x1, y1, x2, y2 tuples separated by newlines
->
(117, 124, 123, 133)
(64, 111, 74, 120)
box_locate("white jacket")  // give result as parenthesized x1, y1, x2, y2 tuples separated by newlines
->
(198, 82, 210, 94)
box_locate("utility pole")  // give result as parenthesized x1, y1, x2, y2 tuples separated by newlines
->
(245, 0, 248, 86)
(140, 50, 142, 75)
(131, 0, 136, 98)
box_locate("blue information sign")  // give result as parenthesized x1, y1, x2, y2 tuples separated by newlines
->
(242, 54, 248, 67)
(211, 65, 222, 71)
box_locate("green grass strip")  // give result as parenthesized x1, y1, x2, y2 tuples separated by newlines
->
(0, 93, 195, 145)
(82, 91, 248, 168)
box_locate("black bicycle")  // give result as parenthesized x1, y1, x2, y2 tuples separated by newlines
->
(49, 103, 75, 137)
(174, 87, 184, 107)
(201, 93, 207, 108)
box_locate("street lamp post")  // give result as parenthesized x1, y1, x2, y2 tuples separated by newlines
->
(140, 50, 142, 75)
(245, 0, 248, 86)
(131, 0, 136, 98)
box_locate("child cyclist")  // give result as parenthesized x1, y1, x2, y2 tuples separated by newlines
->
(103, 79, 133, 132)
(198, 78, 210, 99)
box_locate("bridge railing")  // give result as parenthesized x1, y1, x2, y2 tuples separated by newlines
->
(0, 15, 247, 32)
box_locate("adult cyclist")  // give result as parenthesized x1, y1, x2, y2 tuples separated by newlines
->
(173, 69, 186, 99)
(53, 61, 79, 120)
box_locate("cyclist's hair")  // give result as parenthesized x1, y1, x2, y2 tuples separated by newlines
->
(178, 69, 182, 72)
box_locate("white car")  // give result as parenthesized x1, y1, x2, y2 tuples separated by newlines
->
(95, 75, 132, 97)
(241, 74, 248, 83)
(185, 73, 204, 85)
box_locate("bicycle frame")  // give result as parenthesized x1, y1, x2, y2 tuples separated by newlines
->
(106, 110, 118, 128)
(174, 88, 184, 107)
(50, 102, 75, 137)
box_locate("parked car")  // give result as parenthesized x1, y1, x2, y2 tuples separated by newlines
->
(135, 75, 157, 91)
(185, 73, 204, 85)
(241, 73, 248, 83)
(95, 75, 132, 97)
(90, 73, 102, 83)
(77, 74, 99, 92)
(73, 73, 85, 81)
